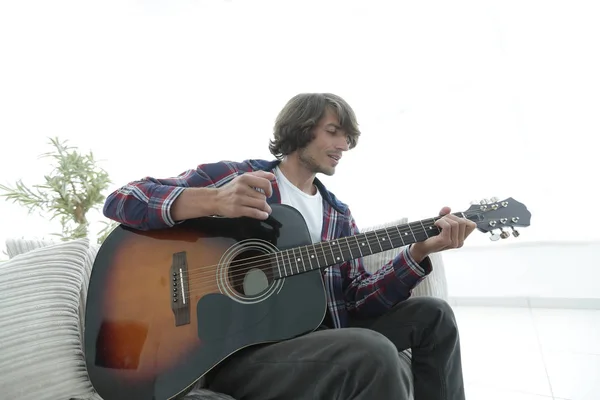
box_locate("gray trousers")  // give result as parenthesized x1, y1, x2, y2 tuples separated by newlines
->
(206, 297, 465, 400)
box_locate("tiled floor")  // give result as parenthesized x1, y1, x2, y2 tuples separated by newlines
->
(454, 306, 600, 400)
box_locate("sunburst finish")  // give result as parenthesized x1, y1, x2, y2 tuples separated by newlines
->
(84, 205, 327, 400)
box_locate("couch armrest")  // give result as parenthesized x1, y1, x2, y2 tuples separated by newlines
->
(410, 251, 448, 300)
(360, 218, 449, 301)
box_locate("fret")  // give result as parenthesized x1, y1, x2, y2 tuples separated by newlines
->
(319, 242, 335, 266)
(395, 226, 407, 246)
(271, 215, 458, 279)
(354, 235, 365, 257)
(271, 213, 471, 279)
(383, 228, 393, 245)
(370, 231, 382, 252)
(362, 232, 374, 255)
(426, 218, 441, 237)
(330, 240, 344, 264)
(387, 226, 405, 248)
(314, 243, 328, 269)
(339, 237, 354, 261)
(399, 225, 413, 244)
(304, 245, 317, 271)
(407, 223, 418, 243)
(288, 248, 297, 274)
(294, 247, 303, 271)
(275, 251, 284, 278)
(410, 221, 429, 242)
(297, 247, 307, 272)
(285, 249, 295, 275)
(420, 220, 430, 239)
(377, 229, 395, 251)
(279, 250, 289, 276)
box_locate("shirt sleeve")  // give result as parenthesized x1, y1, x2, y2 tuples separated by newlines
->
(102, 165, 222, 231)
(340, 212, 433, 319)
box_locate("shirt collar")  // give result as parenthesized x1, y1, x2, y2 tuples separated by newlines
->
(247, 158, 347, 214)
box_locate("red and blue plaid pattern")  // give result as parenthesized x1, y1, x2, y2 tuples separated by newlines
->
(103, 159, 432, 328)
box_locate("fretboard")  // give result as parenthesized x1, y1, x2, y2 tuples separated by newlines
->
(272, 212, 467, 279)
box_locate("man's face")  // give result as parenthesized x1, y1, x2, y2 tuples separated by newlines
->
(298, 108, 350, 176)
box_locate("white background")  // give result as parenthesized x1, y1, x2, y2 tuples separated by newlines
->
(1, 0, 598, 268)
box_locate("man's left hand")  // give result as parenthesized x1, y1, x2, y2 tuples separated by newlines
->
(409, 207, 477, 263)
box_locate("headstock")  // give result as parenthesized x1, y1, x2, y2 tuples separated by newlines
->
(465, 197, 531, 241)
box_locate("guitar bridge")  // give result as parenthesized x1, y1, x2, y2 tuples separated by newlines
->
(170, 251, 190, 326)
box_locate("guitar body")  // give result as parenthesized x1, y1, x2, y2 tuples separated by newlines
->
(84, 204, 327, 400)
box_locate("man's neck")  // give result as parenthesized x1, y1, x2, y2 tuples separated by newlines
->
(278, 157, 317, 195)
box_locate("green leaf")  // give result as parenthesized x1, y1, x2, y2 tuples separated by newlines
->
(0, 136, 114, 242)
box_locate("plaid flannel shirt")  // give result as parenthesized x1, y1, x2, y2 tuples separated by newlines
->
(103, 159, 432, 328)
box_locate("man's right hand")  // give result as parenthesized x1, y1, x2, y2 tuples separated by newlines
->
(215, 171, 275, 220)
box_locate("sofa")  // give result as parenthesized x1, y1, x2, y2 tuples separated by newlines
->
(0, 217, 448, 400)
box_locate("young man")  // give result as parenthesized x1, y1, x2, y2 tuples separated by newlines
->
(103, 93, 476, 400)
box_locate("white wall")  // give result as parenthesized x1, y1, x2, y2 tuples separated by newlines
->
(1, 0, 599, 253)
(443, 241, 600, 302)
(1, 0, 599, 311)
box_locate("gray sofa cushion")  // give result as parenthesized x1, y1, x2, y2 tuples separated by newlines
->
(0, 239, 96, 400)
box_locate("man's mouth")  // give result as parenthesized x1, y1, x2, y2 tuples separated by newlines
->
(328, 154, 341, 162)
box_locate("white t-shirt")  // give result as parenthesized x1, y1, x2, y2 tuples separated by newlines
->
(273, 166, 323, 244)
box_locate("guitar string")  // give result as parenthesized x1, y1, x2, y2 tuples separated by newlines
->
(179, 213, 498, 285)
(179, 211, 502, 285)
(179, 218, 446, 282)
(177, 222, 519, 298)
(180, 211, 485, 279)
(174, 229, 436, 299)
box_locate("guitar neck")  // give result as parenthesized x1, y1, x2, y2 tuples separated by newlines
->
(273, 211, 470, 279)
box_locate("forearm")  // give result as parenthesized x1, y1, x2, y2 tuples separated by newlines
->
(170, 187, 221, 221)
(409, 243, 429, 263)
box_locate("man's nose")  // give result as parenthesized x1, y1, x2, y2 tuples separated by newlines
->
(337, 137, 350, 151)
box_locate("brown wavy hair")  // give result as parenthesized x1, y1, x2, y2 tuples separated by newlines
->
(269, 93, 361, 160)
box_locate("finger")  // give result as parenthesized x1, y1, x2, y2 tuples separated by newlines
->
(466, 219, 477, 235)
(443, 214, 465, 246)
(455, 215, 477, 239)
(243, 185, 269, 201)
(444, 213, 462, 223)
(239, 205, 270, 220)
(230, 184, 270, 213)
(246, 170, 276, 181)
(439, 206, 451, 216)
(447, 218, 460, 248)
(241, 196, 272, 215)
(435, 218, 453, 250)
(240, 174, 274, 197)
(457, 219, 466, 247)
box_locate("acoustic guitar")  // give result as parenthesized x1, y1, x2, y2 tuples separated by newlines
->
(84, 197, 531, 399)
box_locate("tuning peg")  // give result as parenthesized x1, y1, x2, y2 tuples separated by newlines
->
(512, 229, 520, 237)
(500, 231, 511, 239)
(480, 199, 487, 205)
(491, 197, 499, 202)
(489, 233, 500, 241)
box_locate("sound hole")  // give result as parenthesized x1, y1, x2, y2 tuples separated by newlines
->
(228, 249, 275, 297)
